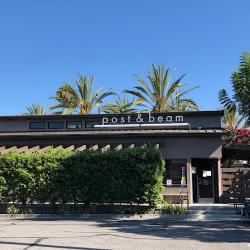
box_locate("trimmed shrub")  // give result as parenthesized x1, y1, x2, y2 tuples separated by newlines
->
(0, 147, 164, 206)
(0, 176, 7, 203)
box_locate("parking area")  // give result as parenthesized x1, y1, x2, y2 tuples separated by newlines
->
(0, 216, 249, 250)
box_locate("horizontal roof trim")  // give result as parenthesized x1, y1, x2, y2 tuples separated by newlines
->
(0, 110, 224, 121)
(0, 129, 227, 138)
(94, 123, 190, 129)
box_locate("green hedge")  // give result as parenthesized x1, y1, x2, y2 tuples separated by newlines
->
(0, 148, 164, 206)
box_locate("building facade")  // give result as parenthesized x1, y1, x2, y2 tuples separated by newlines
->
(0, 111, 226, 203)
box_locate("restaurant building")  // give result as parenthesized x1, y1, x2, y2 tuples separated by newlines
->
(0, 111, 226, 204)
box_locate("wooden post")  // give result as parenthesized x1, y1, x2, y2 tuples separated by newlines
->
(217, 159, 223, 198)
(186, 159, 193, 204)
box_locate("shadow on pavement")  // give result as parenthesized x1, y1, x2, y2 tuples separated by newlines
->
(0, 238, 107, 250)
(15, 216, 250, 244)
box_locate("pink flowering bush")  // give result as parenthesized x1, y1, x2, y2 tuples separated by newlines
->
(224, 128, 250, 145)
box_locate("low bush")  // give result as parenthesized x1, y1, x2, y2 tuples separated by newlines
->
(6, 204, 19, 214)
(161, 202, 188, 215)
(0, 147, 164, 206)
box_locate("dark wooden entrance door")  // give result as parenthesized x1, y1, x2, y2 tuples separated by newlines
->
(192, 159, 218, 203)
(197, 165, 213, 199)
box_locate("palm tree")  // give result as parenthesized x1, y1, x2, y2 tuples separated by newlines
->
(169, 91, 199, 111)
(124, 63, 199, 112)
(50, 75, 115, 114)
(24, 104, 47, 116)
(101, 95, 144, 114)
(222, 108, 245, 130)
(218, 89, 248, 129)
(219, 52, 250, 123)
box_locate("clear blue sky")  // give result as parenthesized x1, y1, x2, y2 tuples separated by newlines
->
(0, 0, 249, 115)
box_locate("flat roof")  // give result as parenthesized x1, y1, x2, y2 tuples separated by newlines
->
(0, 110, 224, 121)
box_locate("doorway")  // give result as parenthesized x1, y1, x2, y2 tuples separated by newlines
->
(192, 159, 219, 203)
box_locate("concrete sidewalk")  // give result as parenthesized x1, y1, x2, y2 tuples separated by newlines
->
(0, 204, 244, 222)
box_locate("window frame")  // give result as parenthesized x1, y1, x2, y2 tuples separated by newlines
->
(48, 121, 65, 130)
(66, 121, 82, 129)
(164, 159, 187, 186)
(29, 122, 46, 130)
(85, 120, 101, 128)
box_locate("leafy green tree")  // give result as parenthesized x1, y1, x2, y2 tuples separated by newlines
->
(219, 52, 250, 123)
(102, 94, 144, 114)
(124, 63, 199, 112)
(50, 75, 115, 114)
(24, 104, 47, 115)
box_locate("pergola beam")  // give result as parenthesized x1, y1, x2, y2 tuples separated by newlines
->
(18, 146, 29, 153)
(28, 146, 40, 153)
(89, 145, 99, 151)
(77, 145, 87, 151)
(101, 144, 111, 152)
(114, 144, 123, 151)
(65, 145, 75, 151)
(39, 146, 52, 153)
(0, 146, 17, 155)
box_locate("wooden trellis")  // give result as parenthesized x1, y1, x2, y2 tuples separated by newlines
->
(221, 167, 250, 204)
(0, 143, 161, 155)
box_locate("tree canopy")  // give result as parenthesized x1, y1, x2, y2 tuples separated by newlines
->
(23, 104, 47, 116)
(101, 94, 144, 114)
(50, 75, 115, 114)
(219, 52, 250, 124)
(124, 64, 199, 112)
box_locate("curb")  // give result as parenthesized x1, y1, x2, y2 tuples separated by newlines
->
(0, 213, 188, 220)
(0, 213, 244, 222)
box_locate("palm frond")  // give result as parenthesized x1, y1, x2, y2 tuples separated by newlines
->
(102, 94, 144, 114)
(125, 64, 198, 112)
(23, 104, 47, 116)
(218, 89, 236, 112)
(50, 75, 114, 114)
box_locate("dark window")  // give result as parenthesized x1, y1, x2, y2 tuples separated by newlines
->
(29, 122, 45, 129)
(66, 121, 82, 129)
(164, 159, 187, 185)
(85, 121, 101, 128)
(48, 122, 64, 129)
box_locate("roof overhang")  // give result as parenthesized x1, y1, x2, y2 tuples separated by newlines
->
(0, 128, 227, 139)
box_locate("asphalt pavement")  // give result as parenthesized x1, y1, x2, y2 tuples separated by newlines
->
(0, 216, 249, 250)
